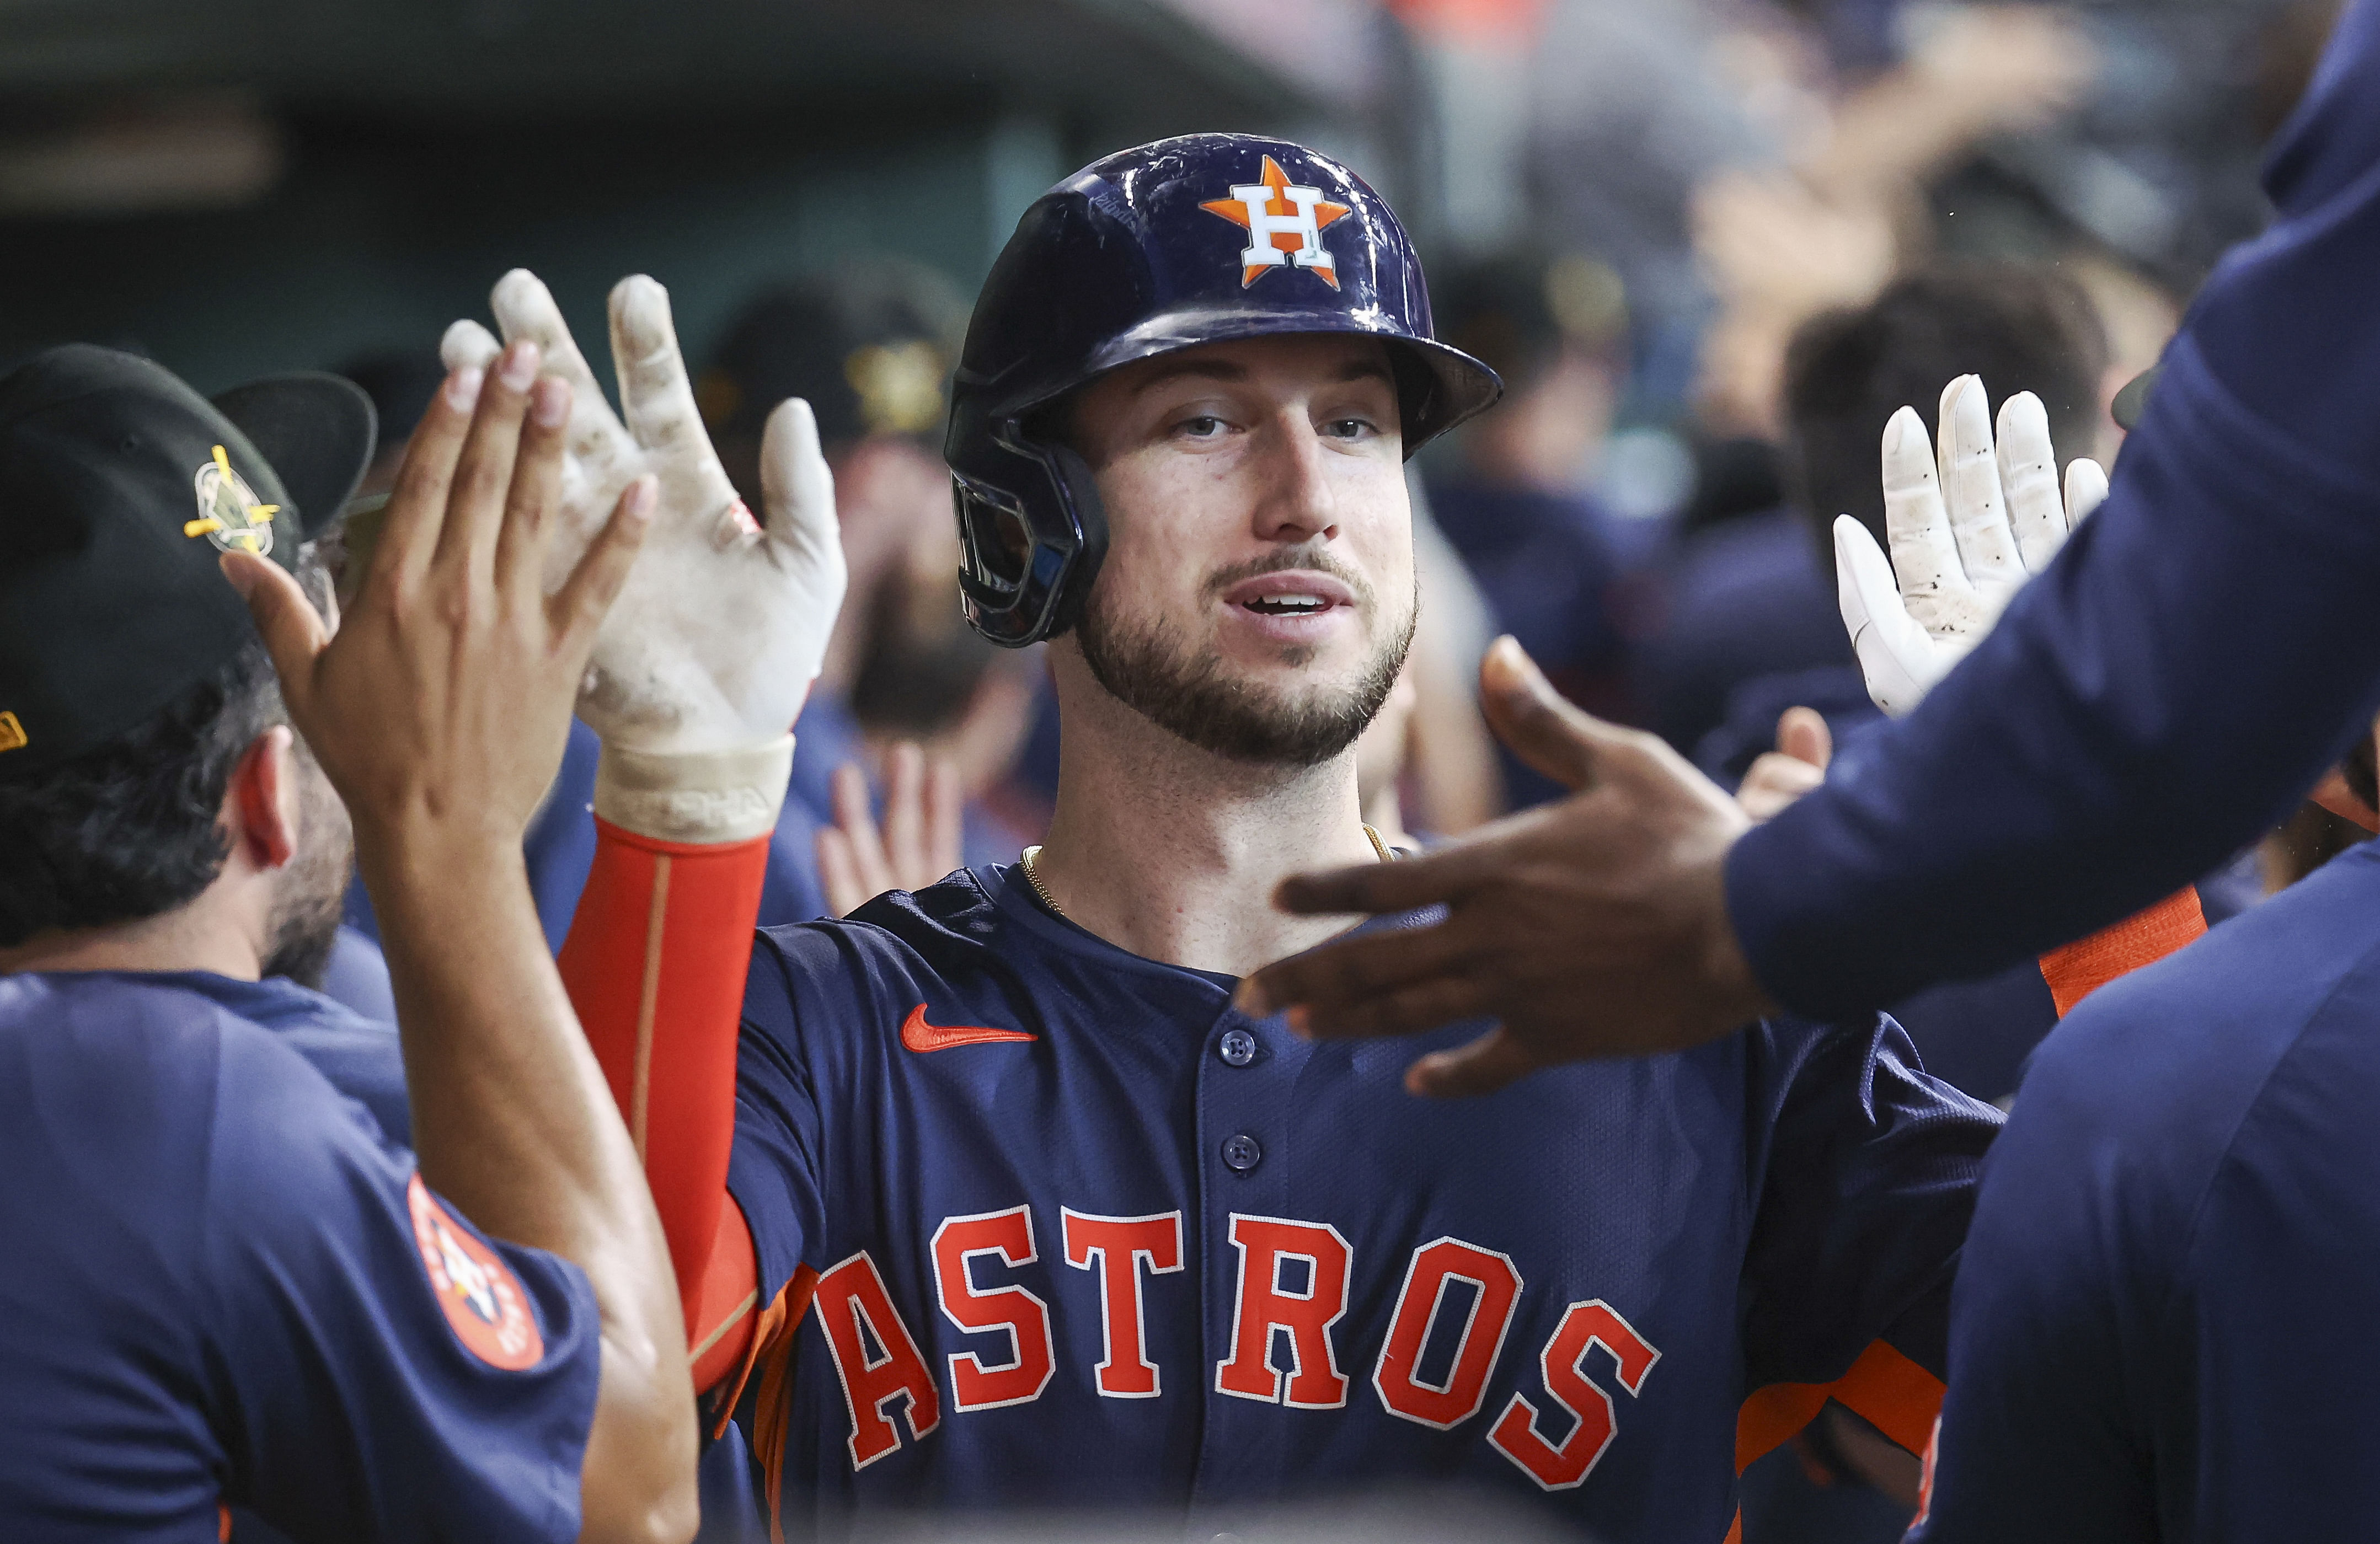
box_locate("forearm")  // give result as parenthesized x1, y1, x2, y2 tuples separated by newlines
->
(365, 832, 677, 1316)
(560, 737, 788, 1338)
(360, 827, 693, 1541)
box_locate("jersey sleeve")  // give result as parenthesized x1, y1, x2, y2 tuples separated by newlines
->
(1726, 0, 2380, 1017)
(1737, 1015, 2003, 1465)
(198, 1032, 600, 1542)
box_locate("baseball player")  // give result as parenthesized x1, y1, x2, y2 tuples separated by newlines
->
(0, 342, 695, 1540)
(439, 136, 2004, 1541)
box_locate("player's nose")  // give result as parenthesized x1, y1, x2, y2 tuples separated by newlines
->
(1247, 407, 1339, 545)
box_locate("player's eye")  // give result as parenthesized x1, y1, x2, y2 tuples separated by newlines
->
(1175, 414, 1229, 440)
(1322, 416, 1378, 441)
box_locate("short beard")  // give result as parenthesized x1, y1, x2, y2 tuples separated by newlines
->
(1076, 550, 1417, 767)
(261, 744, 354, 990)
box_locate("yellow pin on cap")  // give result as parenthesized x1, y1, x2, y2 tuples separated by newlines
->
(0, 711, 27, 753)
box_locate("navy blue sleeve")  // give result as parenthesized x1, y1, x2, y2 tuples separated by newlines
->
(199, 1031, 600, 1542)
(1741, 1016, 2001, 1391)
(1727, 0, 2380, 1016)
(725, 931, 831, 1306)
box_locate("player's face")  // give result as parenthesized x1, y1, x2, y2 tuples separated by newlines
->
(1066, 334, 1416, 766)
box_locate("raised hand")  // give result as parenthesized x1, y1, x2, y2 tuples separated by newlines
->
(815, 744, 965, 917)
(1835, 374, 2109, 716)
(225, 344, 651, 847)
(441, 270, 846, 757)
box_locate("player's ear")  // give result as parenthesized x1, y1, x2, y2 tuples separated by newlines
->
(227, 725, 302, 871)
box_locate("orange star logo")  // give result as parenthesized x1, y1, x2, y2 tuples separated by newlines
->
(1200, 156, 1353, 290)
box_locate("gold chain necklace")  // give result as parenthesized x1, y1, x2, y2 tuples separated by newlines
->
(1019, 825, 1394, 921)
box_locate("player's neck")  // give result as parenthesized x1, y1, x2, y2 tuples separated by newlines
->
(0, 880, 266, 982)
(1034, 672, 1380, 979)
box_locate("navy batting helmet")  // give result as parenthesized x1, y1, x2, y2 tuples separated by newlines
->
(945, 133, 1502, 647)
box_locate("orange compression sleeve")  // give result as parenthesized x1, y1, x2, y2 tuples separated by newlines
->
(559, 815, 769, 1338)
(2037, 886, 2207, 1018)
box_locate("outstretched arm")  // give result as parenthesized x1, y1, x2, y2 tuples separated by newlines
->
(1244, 3, 2380, 1054)
(441, 271, 844, 1384)
(1242, 375, 2206, 1091)
(229, 342, 695, 1541)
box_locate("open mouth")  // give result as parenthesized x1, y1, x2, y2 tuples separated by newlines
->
(1221, 570, 1359, 623)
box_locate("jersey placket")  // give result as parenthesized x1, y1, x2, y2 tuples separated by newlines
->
(1189, 1001, 1322, 1506)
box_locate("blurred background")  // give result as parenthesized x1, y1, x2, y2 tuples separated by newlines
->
(2, 4, 2354, 1531)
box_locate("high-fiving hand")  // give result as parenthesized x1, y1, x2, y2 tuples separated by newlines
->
(1835, 375, 2108, 715)
(224, 344, 651, 847)
(441, 270, 845, 757)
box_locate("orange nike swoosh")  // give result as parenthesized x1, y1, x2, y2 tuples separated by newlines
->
(900, 1002, 1037, 1053)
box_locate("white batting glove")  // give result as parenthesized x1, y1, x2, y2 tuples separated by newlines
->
(442, 271, 847, 840)
(1834, 374, 2108, 716)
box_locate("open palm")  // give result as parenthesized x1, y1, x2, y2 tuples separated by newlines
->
(1834, 373, 2109, 716)
(441, 270, 846, 755)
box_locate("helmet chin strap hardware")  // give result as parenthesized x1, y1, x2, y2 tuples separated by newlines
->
(943, 133, 1503, 654)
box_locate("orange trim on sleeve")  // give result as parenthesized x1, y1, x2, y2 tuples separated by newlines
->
(2038, 886, 2206, 1017)
(1734, 1338, 1946, 1473)
(1736, 1379, 1833, 1474)
(748, 1264, 822, 1544)
(691, 1198, 763, 1397)
(560, 816, 771, 1333)
(1824, 1338, 1944, 1456)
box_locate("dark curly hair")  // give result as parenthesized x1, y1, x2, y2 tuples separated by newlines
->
(0, 642, 284, 948)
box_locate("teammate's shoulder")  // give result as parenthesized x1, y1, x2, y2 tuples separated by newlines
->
(0, 968, 261, 1071)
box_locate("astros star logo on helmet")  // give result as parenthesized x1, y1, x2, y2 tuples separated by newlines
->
(1201, 156, 1352, 290)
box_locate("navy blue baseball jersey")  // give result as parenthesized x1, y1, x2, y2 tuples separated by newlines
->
(718, 864, 2000, 1539)
(1730, 0, 2380, 1015)
(1913, 837, 2380, 1542)
(0, 971, 601, 1541)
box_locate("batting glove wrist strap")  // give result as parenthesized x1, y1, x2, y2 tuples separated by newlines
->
(592, 733, 793, 844)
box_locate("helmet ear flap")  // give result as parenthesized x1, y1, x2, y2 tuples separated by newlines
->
(952, 432, 1109, 648)
(1040, 442, 1109, 640)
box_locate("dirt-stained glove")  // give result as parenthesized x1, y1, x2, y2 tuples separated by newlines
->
(1834, 374, 2108, 716)
(442, 270, 846, 841)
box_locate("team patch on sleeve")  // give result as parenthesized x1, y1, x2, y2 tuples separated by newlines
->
(407, 1174, 544, 1370)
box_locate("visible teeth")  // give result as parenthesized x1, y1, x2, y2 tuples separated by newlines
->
(1248, 596, 1325, 614)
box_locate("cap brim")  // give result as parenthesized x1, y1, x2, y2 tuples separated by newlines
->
(212, 373, 378, 541)
(2110, 365, 2159, 432)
